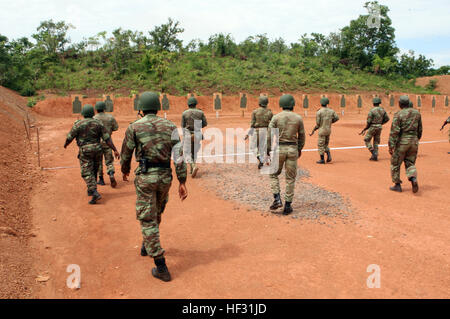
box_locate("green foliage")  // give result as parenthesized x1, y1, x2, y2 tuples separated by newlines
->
(149, 18, 184, 52)
(425, 79, 437, 90)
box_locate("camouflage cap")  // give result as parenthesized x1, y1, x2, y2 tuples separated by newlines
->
(320, 97, 329, 106)
(81, 104, 95, 118)
(373, 97, 381, 105)
(95, 101, 106, 111)
(187, 96, 198, 106)
(139, 91, 161, 111)
(399, 95, 410, 106)
(258, 96, 269, 107)
(279, 94, 295, 109)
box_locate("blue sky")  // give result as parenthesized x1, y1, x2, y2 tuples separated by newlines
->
(1, 0, 449, 66)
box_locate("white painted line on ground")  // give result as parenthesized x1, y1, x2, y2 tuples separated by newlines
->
(41, 140, 448, 170)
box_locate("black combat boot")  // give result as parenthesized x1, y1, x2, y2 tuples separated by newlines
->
(97, 176, 105, 185)
(88, 190, 102, 204)
(152, 257, 171, 282)
(369, 150, 378, 161)
(140, 242, 148, 256)
(316, 155, 325, 164)
(109, 172, 117, 188)
(326, 151, 332, 163)
(282, 202, 293, 215)
(409, 177, 419, 193)
(389, 183, 402, 192)
(270, 193, 283, 210)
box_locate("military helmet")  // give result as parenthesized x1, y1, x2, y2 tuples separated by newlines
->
(95, 101, 106, 111)
(399, 95, 410, 107)
(373, 97, 381, 105)
(187, 96, 198, 107)
(139, 91, 161, 111)
(258, 96, 269, 107)
(81, 104, 95, 118)
(320, 97, 329, 106)
(279, 94, 295, 109)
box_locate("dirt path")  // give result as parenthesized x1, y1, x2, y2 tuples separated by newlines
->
(31, 111, 450, 298)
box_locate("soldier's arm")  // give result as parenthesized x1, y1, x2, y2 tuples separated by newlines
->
(112, 117, 119, 132)
(388, 114, 401, 151)
(382, 111, 390, 125)
(418, 114, 423, 140)
(64, 123, 78, 148)
(297, 119, 306, 152)
(267, 117, 277, 154)
(120, 125, 136, 175)
(181, 113, 186, 128)
(332, 111, 339, 123)
(170, 127, 187, 184)
(250, 110, 256, 128)
(441, 117, 450, 130)
(201, 112, 207, 128)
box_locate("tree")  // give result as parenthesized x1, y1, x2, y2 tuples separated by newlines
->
(340, 1, 398, 69)
(142, 49, 175, 84)
(32, 19, 74, 58)
(149, 18, 184, 52)
(208, 33, 237, 57)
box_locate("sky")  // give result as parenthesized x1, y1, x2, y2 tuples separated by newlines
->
(1, 0, 449, 66)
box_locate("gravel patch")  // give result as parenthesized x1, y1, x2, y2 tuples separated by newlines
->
(200, 163, 352, 223)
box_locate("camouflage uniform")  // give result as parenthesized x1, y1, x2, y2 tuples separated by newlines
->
(249, 106, 273, 158)
(268, 110, 305, 202)
(66, 118, 110, 194)
(93, 112, 119, 176)
(181, 107, 207, 173)
(447, 116, 450, 142)
(121, 114, 187, 258)
(389, 107, 423, 184)
(364, 106, 390, 155)
(313, 107, 339, 155)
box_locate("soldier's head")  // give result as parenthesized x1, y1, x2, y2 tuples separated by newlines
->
(187, 97, 198, 108)
(320, 97, 329, 107)
(399, 95, 410, 109)
(373, 97, 381, 106)
(258, 96, 269, 108)
(279, 94, 295, 110)
(95, 101, 106, 113)
(139, 91, 161, 115)
(81, 104, 95, 118)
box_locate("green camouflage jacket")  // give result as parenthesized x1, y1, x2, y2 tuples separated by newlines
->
(120, 114, 187, 183)
(367, 106, 390, 127)
(181, 108, 207, 132)
(251, 107, 273, 128)
(94, 112, 119, 135)
(66, 118, 110, 147)
(389, 107, 423, 148)
(314, 107, 339, 136)
(268, 110, 305, 151)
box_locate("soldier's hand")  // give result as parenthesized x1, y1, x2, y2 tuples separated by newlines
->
(298, 150, 302, 159)
(123, 173, 129, 181)
(244, 135, 249, 140)
(179, 183, 188, 201)
(389, 148, 394, 155)
(114, 150, 120, 160)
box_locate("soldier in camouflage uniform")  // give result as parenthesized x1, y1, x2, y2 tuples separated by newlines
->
(360, 97, 390, 161)
(120, 92, 187, 282)
(181, 97, 207, 178)
(64, 105, 120, 204)
(439, 116, 450, 154)
(94, 101, 119, 187)
(268, 94, 305, 215)
(245, 96, 273, 169)
(310, 97, 339, 164)
(388, 95, 422, 193)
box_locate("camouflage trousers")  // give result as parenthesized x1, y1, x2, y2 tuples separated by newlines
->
(98, 142, 115, 176)
(78, 143, 102, 194)
(364, 126, 382, 154)
(134, 169, 172, 258)
(270, 145, 298, 202)
(250, 128, 268, 159)
(390, 141, 419, 184)
(183, 133, 201, 173)
(317, 134, 330, 155)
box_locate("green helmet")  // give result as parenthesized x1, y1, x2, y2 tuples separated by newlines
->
(320, 97, 329, 106)
(187, 97, 198, 107)
(373, 97, 381, 105)
(139, 91, 161, 111)
(81, 104, 95, 118)
(399, 95, 410, 107)
(258, 96, 269, 107)
(279, 94, 295, 109)
(95, 101, 106, 111)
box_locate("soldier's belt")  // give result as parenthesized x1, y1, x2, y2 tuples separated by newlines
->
(138, 159, 171, 173)
(279, 142, 297, 146)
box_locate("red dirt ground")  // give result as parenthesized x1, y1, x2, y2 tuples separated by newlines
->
(29, 104, 450, 298)
(416, 75, 450, 95)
